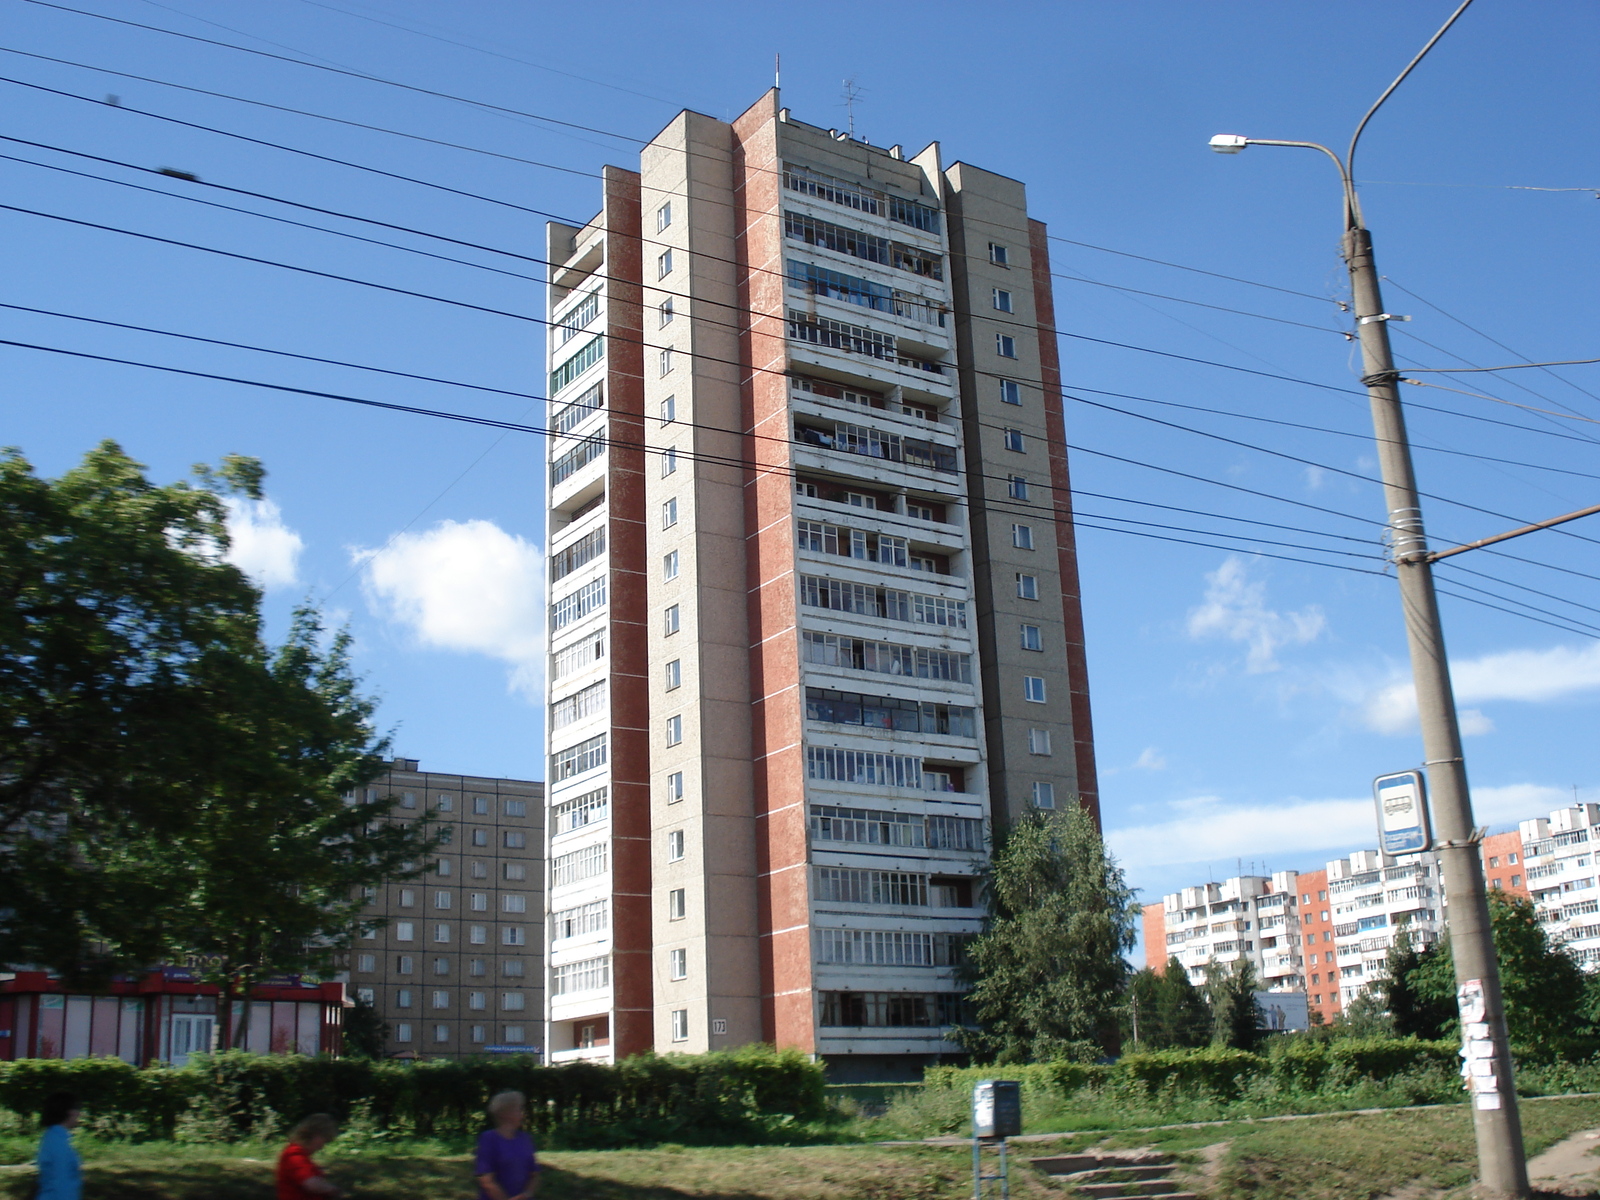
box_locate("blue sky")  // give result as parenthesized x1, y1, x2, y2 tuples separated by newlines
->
(4, 1, 1598, 918)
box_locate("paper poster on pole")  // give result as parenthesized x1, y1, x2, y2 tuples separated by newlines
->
(1374, 770, 1431, 854)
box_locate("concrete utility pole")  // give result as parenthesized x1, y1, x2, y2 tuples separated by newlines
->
(1210, 4, 1533, 1196)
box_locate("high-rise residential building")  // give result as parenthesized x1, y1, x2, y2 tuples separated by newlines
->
(343, 759, 544, 1060)
(541, 92, 1097, 1078)
(1521, 804, 1600, 968)
(1153, 871, 1305, 991)
(1326, 849, 1444, 1008)
(1295, 870, 1343, 1023)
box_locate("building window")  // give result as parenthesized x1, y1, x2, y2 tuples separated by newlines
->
(356, 954, 376, 973)
(400, 792, 416, 809)
(996, 334, 1017, 358)
(396, 955, 414, 975)
(473, 797, 490, 815)
(472, 830, 488, 846)
(395, 922, 415, 942)
(1512, 874, 1522, 886)
(502, 960, 525, 977)
(1491, 878, 1503, 889)
(469, 959, 485, 976)
(661, 395, 677, 424)
(666, 771, 684, 803)
(431, 990, 449, 1010)
(394, 1023, 413, 1043)
(432, 957, 449, 975)
(664, 604, 681, 635)
(355, 987, 375, 1004)
(661, 447, 678, 477)
(503, 927, 526, 946)
(1032, 781, 1056, 809)
(399, 888, 416, 908)
(504, 799, 527, 817)
(503, 831, 526, 849)
(657, 202, 672, 231)
(501, 992, 526, 1011)
(503, 1026, 526, 1043)
(665, 715, 683, 746)
(658, 298, 674, 327)
(664, 659, 682, 690)
(433, 924, 451, 943)
(1000, 379, 1022, 405)
(1509, 852, 1519, 864)
(437, 795, 455, 812)
(667, 829, 685, 862)
(1016, 574, 1039, 600)
(989, 243, 1009, 266)
(1024, 677, 1047, 703)
(470, 925, 487, 944)
(471, 893, 488, 911)
(1008, 475, 1029, 500)
(992, 288, 1013, 313)
(396, 988, 414, 1008)
(1004, 428, 1025, 452)
(1029, 728, 1053, 756)
(671, 1009, 689, 1042)
(669, 948, 688, 980)
(658, 249, 673, 279)
(1020, 624, 1043, 651)
(1012, 524, 1034, 550)
(434, 890, 451, 909)
(469, 991, 487, 1011)
(435, 858, 451, 876)
(662, 498, 678, 528)
(663, 550, 679, 580)
(669, 888, 686, 919)
(469, 1024, 485, 1043)
(503, 895, 528, 913)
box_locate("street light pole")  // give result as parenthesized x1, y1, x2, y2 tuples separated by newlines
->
(1208, 6, 1531, 1189)
(1211, 134, 1530, 1197)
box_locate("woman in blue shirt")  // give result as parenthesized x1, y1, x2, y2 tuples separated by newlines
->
(474, 1091, 539, 1200)
(37, 1091, 82, 1200)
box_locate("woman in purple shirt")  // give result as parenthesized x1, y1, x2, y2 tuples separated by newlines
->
(474, 1091, 540, 1200)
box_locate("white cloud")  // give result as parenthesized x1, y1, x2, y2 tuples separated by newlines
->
(224, 498, 304, 590)
(355, 519, 545, 699)
(1362, 642, 1600, 734)
(1303, 466, 1327, 491)
(1186, 556, 1325, 673)
(1108, 781, 1573, 878)
(1134, 747, 1167, 771)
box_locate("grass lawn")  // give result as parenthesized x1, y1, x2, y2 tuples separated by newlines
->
(2, 1097, 1596, 1199)
(1025, 1095, 1600, 1200)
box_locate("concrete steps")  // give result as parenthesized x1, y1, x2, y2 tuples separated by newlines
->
(1028, 1152, 1198, 1200)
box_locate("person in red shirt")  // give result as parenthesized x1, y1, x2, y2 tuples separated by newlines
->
(277, 1114, 344, 1200)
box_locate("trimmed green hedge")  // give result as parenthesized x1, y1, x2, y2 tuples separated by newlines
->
(923, 1038, 1461, 1103)
(0, 1044, 827, 1146)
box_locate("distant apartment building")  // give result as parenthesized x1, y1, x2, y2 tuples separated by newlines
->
(540, 91, 1098, 1079)
(1152, 871, 1306, 993)
(344, 760, 544, 1059)
(1325, 849, 1444, 1008)
(1522, 804, 1600, 968)
(1482, 830, 1528, 898)
(1295, 870, 1341, 1024)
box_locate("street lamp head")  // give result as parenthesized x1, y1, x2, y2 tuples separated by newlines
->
(1209, 134, 1250, 154)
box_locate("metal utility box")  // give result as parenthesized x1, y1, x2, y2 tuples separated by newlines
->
(971, 1079, 1022, 1139)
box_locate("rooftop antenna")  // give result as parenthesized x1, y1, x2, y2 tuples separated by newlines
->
(842, 76, 863, 139)
(774, 53, 780, 90)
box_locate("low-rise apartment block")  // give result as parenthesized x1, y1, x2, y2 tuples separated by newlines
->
(344, 760, 544, 1059)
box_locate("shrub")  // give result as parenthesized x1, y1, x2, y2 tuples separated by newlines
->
(0, 1044, 827, 1146)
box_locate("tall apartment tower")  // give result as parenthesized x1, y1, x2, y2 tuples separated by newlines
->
(542, 92, 1097, 1078)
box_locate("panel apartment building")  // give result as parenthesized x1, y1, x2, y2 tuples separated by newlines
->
(541, 91, 1097, 1078)
(344, 760, 544, 1059)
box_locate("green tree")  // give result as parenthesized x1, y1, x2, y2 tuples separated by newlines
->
(1408, 892, 1592, 1058)
(0, 443, 434, 1021)
(1125, 958, 1210, 1050)
(342, 994, 390, 1059)
(959, 805, 1138, 1063)
(1380, 928, 1452, 1039)
(1155, 956, 1212, 1048)
(1204, 958, 1264, 1050)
